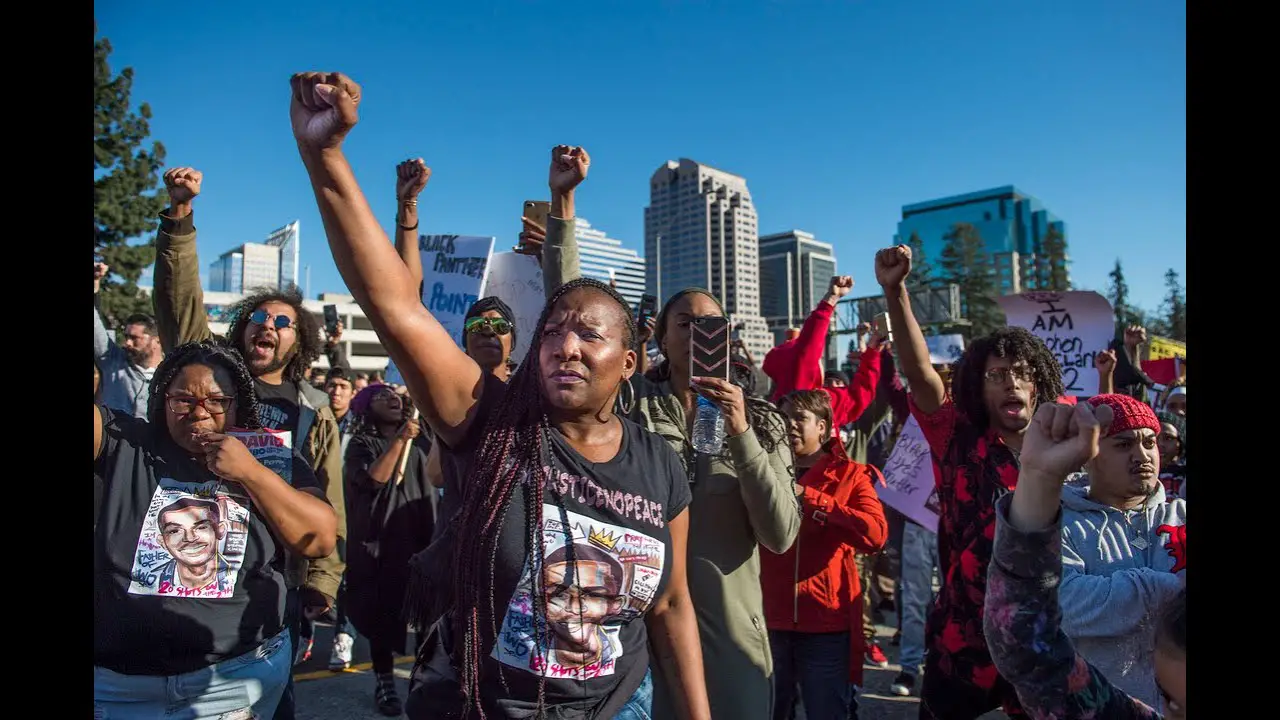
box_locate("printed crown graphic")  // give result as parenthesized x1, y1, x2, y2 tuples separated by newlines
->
(588, 527, 621, 551)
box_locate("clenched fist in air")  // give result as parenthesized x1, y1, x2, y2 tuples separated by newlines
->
(874, 245, 912, 291)
(290, 72, 362, 152)
(397, 158, 431, 203)
(163, 167, 203, 218)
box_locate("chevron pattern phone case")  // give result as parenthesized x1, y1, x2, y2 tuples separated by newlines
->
(690, 316, 730, 380)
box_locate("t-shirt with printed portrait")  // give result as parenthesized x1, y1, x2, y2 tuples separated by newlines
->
(93, 405, 323, 676)
(417, 374, 692, 719)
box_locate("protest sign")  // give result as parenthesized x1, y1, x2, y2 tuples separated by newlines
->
(877, 416, 939, 532)
(482, 252, 545, 365)
(996, 291, 1113, 396)
(925, 334, 965, 366)
(228, 428, 293, 484)
(419, 234, 495, 347)
(1148, 335, 1186, 361)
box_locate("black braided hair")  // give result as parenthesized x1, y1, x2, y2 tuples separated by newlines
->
(146, 340, 263, 445)
(949, 326, 1064, 431)
(645, 287, 786, 455)
(449, 276, 635, 718)
(224, 285, 323, 383)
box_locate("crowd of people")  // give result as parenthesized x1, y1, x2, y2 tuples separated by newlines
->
(92, 71, 1187, 720)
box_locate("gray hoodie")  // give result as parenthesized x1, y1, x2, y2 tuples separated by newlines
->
(1059, 483, 1186, 709)
(94, 306, 155, 419)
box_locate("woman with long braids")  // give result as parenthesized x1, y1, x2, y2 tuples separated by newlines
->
(93, 341, 337, 718)
(289, 72, 710, 720)
(629, 288, 801, 720)
(343, 383, 437, 715)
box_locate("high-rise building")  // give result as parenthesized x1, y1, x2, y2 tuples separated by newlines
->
(758, 230, 841, 367)
(644, 159, 772, 360)
(208, 221, 302, 294)
(264, 221, 301, 291)
(574, 217, 646, 310)
(209, 243, 280, 294)
(895, 186, 1068, 295)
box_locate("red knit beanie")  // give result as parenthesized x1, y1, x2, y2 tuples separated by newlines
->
(1086, 393, 1161, 438)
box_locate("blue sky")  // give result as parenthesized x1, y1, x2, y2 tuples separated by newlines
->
(98, 0, 1185, 314)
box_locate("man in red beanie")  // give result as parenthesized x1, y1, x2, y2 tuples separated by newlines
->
(1057, 393, 1186, 710)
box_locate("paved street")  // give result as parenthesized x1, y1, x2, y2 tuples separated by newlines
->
(293, 620, 1008, 720)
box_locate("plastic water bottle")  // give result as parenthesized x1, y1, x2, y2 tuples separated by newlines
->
(692, 395, 726, 454)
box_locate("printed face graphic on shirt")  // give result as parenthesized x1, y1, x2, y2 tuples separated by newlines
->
(494, 502, 665, 680)
(129, 479, 252, 599)
(157, 501, 226, 588)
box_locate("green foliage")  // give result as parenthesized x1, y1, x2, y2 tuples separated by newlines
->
(1038, 224, 1070, 291)
(1106, 259, 1147, 338)
(94, 25, 167, 327)
(938, 223, 1005, 338)
(1161, 268, 1187, 342)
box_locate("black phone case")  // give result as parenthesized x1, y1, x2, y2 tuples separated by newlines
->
(690, 317, 730, 380)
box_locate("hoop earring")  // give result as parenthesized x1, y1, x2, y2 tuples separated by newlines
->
(617, 376, 635, 416)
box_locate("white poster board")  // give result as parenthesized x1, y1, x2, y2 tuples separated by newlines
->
(877, 416, 939, 532)
(482, 252, 545, 366)
(387, 234, 495, 387)
(996, 291, 1113, 397)
(925, 334, 965, 366)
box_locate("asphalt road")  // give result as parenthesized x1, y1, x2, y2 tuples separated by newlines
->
(292, 620, 1009, 720)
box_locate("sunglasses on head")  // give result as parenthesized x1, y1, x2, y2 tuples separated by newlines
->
(248, 309, 296, 330)
(465, 316, 512, 336)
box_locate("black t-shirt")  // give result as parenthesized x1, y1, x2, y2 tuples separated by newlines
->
(417, 374, 692, 719)
(254, 378, 300, 433)
(93, 406, 322, 676)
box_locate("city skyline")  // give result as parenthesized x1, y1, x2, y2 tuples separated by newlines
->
(98, 1, 1185, 314)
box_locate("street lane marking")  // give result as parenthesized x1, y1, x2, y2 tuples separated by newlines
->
(294, 656, 414, 683)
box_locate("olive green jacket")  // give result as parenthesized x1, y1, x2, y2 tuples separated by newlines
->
(151, 210, 346, 602)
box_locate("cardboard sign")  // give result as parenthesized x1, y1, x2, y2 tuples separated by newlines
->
(483, 252, 546, 366)
(876, 416, 939, 532)
(996, 291, 1113, 396)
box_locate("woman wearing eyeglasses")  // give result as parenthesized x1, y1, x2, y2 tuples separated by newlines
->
(93, 340, 337, 719)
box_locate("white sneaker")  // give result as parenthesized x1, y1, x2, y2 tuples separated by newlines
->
(329, 632, 354, 671)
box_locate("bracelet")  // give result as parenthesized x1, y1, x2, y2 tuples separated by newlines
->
(399, 220, 420, 231)
(401, 199, 418, 207)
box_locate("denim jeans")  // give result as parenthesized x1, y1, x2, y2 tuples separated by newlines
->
(93, 629, 291, 719)
(769, 630, 851, 720)
(273, 589, 300, 720)
(614, 667, 653, 720)
(898, 521, 939, 676)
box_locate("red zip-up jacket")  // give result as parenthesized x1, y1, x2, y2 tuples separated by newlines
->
(763, 300, 882, 430)
(760, 439, 888, 637)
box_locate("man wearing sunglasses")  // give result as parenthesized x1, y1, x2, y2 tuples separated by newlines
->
(151, 167, 346, 720)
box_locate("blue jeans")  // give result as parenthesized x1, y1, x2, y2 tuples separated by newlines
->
(614, 667, 653, 719)
(769, 630, 851, 720)
(898, 521, 939, 676)
(93, 629, 291, 719)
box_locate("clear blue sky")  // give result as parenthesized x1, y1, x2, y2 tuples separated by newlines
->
(98, 0, 1185, 314)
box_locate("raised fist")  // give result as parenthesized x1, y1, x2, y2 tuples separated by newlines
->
(397, 158, 431, 201)
(875, 245, 912, 290)
(855, 322, 872, 337)
(827, 275, 855, 300)
(549, 145, 590, 195)
(94, 262, 109, 294)
(1021, 402, 1114, 482)
(1094, 349, 1117, 375)
(290, 72, 362, 151)
(1123, 325, 1147, 348)
(163, 167, 203, 205)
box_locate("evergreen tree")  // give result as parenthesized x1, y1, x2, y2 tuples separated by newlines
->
(95, 24, 167, 326)
(939, 223, 1005, 338)
(905, 231, 934, 294)
(1106, 259, 1147, 338)
(1040, 224, 1070, 291)
(1162, 268, 1187, 341)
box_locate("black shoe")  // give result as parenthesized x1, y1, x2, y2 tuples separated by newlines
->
(891, 630, 901, 646)
(376, 676, 403, 716)
(889, 671, 915, 697)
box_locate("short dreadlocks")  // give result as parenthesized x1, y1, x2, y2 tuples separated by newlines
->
(949, 326, 1064, 430)
(225, 285, 323, 383)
